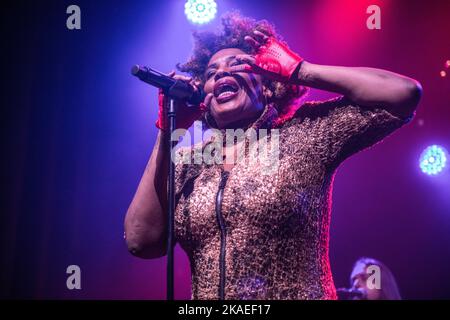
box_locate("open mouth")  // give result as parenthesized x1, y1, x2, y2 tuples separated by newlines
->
(213, 77, 240, 104)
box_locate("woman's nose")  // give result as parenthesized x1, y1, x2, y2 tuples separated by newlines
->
(214, 68, 231, 81)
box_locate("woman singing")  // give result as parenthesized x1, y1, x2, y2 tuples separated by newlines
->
(124, 12, 422, 300)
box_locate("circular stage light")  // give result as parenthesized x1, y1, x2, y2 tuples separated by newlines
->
(419, 145, 447, 175)
(185, 0, 217, 24)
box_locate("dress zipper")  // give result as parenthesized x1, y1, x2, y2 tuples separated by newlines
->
(215, 170, 230, 300)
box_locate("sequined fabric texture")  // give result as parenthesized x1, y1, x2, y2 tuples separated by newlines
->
(174, 96, 412, 300)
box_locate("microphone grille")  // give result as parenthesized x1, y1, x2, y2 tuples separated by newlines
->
(131, 65, 141, 76)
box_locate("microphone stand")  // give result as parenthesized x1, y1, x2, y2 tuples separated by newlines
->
(164, 80, 191, 300)
(166, 97, 176, 301)
(164, 76, 203, 300)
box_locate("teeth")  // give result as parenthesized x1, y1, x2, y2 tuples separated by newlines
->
(218, 91, 236, 99)
(215, 82, 239, 98)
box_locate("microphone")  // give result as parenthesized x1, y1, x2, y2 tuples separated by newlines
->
(131, 65, 205, 105)
(336, 287, 367, 300)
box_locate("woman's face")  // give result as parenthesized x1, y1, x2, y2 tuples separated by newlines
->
(204, 48, 265, 129)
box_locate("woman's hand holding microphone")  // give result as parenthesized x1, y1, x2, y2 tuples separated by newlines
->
(155, 72, 213, 131)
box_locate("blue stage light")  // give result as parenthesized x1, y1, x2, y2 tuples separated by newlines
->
(185, 0, 217, 24)
(419, 145, 447, 175)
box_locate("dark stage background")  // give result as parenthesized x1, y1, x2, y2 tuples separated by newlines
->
(1, 0, 450, 299)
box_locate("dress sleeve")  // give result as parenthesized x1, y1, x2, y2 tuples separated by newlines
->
(291, 96, 414, 167)
(172, 145, 191, 206)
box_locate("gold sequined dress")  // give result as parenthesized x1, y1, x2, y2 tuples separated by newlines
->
(174, 96, 412, 300)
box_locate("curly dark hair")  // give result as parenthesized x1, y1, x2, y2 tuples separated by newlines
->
(177, 11, 308, 128)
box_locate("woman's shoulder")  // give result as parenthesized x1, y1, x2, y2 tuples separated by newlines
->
(295, 96, 354, 119)
(279, 96, 348, 129)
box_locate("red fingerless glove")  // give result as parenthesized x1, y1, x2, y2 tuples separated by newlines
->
(155, 89, 204, 131)
(155, 89, 167, 130)
(254, 37, 304, 82)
